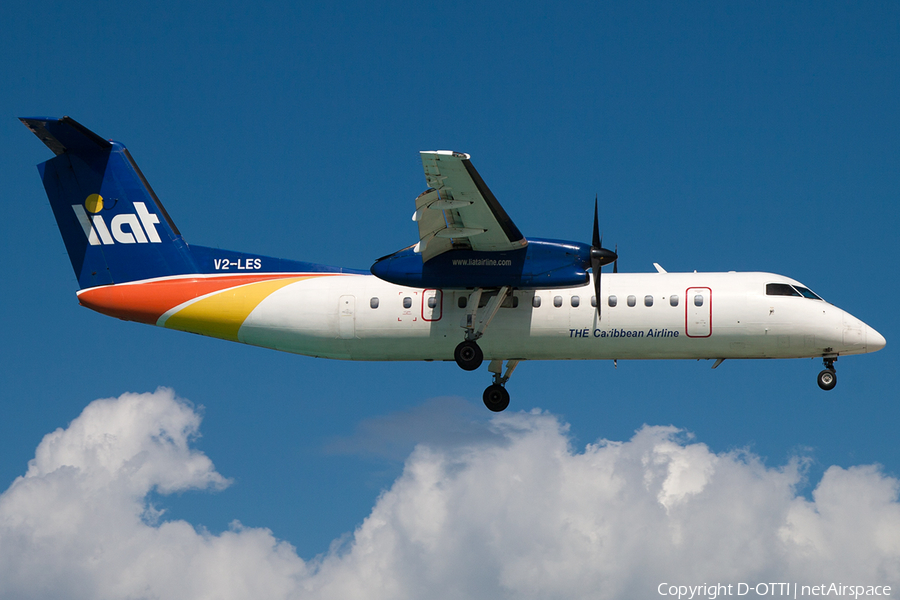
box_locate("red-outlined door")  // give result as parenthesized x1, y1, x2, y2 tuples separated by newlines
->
(685, 287, 712, 338)
(422, 289, 443, 321)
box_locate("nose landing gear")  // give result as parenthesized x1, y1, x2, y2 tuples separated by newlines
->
(482, 359, 519, 412)
(817, 356, 837, 391)
(483, 384, 510, 412)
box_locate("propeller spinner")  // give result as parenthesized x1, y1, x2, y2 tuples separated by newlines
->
(590, 197, 617, 317)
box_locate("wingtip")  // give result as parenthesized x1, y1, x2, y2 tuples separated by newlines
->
(420, 150, 471, 159)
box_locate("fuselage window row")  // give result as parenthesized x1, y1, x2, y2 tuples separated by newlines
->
(515, 293, 689, 309)
(395, 284, 818, 314)
(415, 292, 689, 312)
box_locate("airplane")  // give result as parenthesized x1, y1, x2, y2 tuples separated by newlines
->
(21, 116, 886, 412)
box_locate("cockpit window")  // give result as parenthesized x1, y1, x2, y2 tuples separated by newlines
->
(794, 286, 824, 301)
(766, 283, 824, 300)
(766, 283, 801, 297)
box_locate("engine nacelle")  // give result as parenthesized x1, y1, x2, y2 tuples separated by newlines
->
(370, 238, 592, 289)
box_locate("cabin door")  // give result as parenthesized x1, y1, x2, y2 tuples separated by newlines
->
(685, 287, 712, 338)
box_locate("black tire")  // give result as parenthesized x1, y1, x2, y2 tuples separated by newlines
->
(454, 341, 483, 371)
(817, 369, 837, 391)
(483, 384, 510, 412)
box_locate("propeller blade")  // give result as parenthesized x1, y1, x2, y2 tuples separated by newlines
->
(589, 196, 618, 319)
(613, 244, 618, 273)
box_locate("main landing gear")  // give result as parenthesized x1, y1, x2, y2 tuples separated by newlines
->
(453, 286, 510, 371)
(452, 286, 510, 373)
(817, 356, 837, 391)
(454, 340, 483, 371)
(453, 287, 518, 411)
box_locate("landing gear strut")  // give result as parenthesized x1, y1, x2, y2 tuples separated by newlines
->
(817, 356, 837, 391)
(450, 287, 519, 411)
(453, 287, 510, 372)
(482, 359, 519, 412)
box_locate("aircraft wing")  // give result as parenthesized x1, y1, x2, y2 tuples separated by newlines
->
(413, 151, 527, 262)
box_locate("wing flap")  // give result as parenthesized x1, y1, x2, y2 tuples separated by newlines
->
(415, 152, 526, 261)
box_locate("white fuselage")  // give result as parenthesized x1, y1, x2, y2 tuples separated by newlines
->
(223, 271, 882, 363)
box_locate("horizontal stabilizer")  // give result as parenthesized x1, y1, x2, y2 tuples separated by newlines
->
(20, 116, 112, 156)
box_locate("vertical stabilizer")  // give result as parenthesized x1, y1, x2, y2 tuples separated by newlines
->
(22, 116, 197, 288)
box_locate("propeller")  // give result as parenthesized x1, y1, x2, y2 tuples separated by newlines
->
(590, 196, 618, 318)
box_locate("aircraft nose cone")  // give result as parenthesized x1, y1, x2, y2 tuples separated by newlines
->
(867, 325, 886, 353)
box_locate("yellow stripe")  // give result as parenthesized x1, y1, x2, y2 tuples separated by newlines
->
(163, 277, 309, 341)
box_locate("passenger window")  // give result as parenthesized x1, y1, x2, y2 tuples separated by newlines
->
(532, 295, 541, 308)
(694, 295, 704, 307)
(427, 297, 437, 309)
(403, 297, 412, 309)
(670, 295, 679, 307)
(608, 295, 617, 307)
(591, 296, 597, 308)
(571, 296, 580, 307)
(458, 296, 467, 309)
(644, 295, 653, 307)
(554, 296, 563, 308)
(370, 297, 379, 309)
(627, 295, 636, 307)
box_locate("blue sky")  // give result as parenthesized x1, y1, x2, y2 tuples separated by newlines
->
(1, 1, 898, 596)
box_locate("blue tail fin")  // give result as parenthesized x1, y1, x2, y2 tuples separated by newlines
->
(22, 116, 198, 288)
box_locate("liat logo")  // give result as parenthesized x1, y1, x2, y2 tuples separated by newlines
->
(72, 194, 162, 245)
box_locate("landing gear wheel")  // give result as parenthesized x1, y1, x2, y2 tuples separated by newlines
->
(483, 384, 510, 412)
(454, 341, 483, 371)
(817, 369, 837, 391)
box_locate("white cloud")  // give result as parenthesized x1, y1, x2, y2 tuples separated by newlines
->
(0, 389, 307, 600)
(0, 392, 898, 600)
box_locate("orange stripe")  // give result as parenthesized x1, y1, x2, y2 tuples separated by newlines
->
(77, 274, 337, 324)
